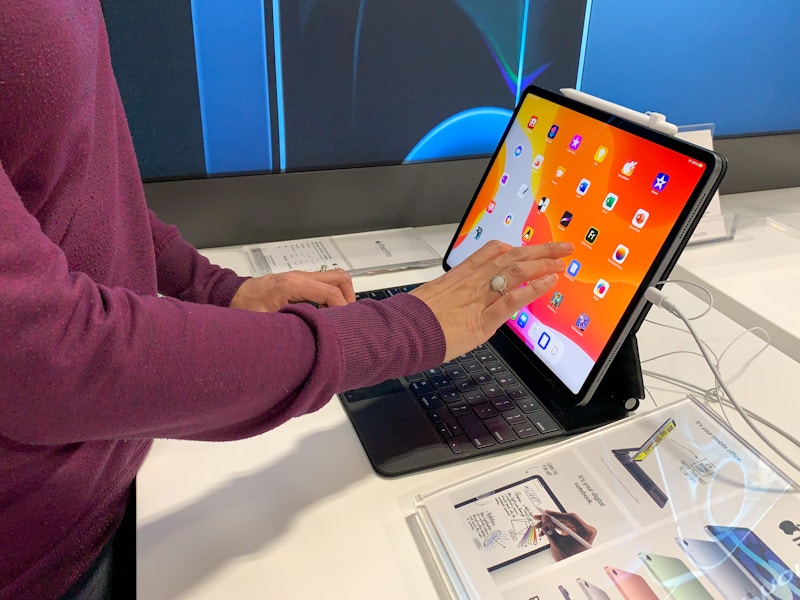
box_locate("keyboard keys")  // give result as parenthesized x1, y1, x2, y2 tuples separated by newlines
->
(517, 398, 544, 413)
(352, 281, 564, 453)
(484, 416, 517, 443)
(458, 415, 496, 448)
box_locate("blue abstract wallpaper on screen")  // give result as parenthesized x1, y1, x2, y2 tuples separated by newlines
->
(104, 0, 586, 180)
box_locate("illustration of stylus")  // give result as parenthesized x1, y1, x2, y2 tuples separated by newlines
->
(539, 511, 593, 550)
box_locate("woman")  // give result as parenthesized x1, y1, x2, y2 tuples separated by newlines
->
(0, 2, 571, 597)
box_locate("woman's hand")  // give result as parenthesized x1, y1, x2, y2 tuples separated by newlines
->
(230, 269, 356, 312)
(411, 240, 573, 362)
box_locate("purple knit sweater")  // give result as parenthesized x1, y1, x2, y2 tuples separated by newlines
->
(0, 2, 445, 597)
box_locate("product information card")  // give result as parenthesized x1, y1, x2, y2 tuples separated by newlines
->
(242, 227, 440, 277)
(414, 397, 800, 600)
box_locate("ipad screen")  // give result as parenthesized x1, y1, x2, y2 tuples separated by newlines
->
(444, 87, 724, 401)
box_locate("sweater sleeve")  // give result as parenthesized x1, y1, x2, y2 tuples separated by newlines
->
(148, 210, 248, 307)
(0, 167, 446, 445)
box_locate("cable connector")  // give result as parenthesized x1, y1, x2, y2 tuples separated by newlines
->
(645, 286, 679, 316)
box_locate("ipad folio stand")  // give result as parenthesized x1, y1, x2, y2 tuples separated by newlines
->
(554, 334, 645, 432)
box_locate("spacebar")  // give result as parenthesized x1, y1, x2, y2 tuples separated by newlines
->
(457, 414, 496, 448)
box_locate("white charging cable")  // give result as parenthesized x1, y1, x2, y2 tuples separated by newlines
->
(644, 286, 800, 475)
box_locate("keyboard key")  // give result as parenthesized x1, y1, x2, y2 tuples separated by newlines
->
(480, 383, 505, 398)
(491, 397, 515, 412)
(513, 423, 540, 438)
(436, 422, 454, 438)
(502, 409, 528, 425)
(429, 376, 454, 390)
(463, 390, 487, 405)
(449, 400, 472, 417)
(496, 375, 519, 387)
(366, 290, 390, 300)
(439, 390, 462, 403)
(531, 412, 560, 433)
(484, 416, 518, 443)
(455, 379, 478, 393)
(418, 393, 442, 409)
(517, 398, 544, 413)
(474, 404, 498, 419)
(428, 408, 446, 422)
(474, 350, 499, 364)
(472, 373, 492, 386)
(455, 352, 475, 362)
(506, 386, 530, 400)
(405, 372, 425, 382)
(447, 435, 468, 454)
(486, 363, 508, 376)
(444, 367, 469, 380)
(423, 367, 443, 378)
(457, 414, 496, 448)
(461, 360, 484, 373)
(409, 380, 433, 396)
(441, 416, 463, 437)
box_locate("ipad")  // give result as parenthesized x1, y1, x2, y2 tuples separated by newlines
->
(453, 474, 566, 571)
(443, 85, 726, 407)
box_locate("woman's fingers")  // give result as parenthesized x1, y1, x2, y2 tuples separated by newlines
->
(411, 241, 574, 361)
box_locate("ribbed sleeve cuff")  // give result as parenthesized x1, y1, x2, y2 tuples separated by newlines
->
(321, 293, 446, 391)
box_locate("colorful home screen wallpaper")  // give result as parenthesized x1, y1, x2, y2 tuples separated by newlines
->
(446, 92, 710, 394)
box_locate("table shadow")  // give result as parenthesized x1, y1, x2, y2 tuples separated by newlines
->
(137, 423, 371, 599)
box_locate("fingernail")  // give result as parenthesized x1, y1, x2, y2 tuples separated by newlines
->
(542, 274, 558, 286)
(559, 242, 575, 252)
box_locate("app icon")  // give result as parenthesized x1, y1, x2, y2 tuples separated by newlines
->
(486, 201, 495, 214)
(514, 145, 524, 158)
(527, 115, 538, 129)
(576, 178, 591, 196)
(559, 211, 573, 227)
(621, 160, 637, 177)
(511, 311, 519, 321)
(575, 313, 590, 331)
(613, 244, 629, 264)
(517, 312, 529, 328)
(549, 291, 564, 309)
(537, 196, 550, 212)
(517, 184, 529, 199)
(548, 125, 559, 139)
(570, 135, 583, 151)
(567, 259, 581, 277)
(504, 213, 514, 225)
(594, 279, 609, 298)
(584, 227, 599, 244)
(594, 146, 609, 162)
(474, 227, 483, 240)
(652, 172, 670, 191)
(500, 173, 509, 185)
(537, 332, 551, 350)
(532, 154, 544, 170)
(603, 193, 619, 211)
(522, 226, 534, 243)
(632, 208, 649, 228)
(555, 165, 566, 178)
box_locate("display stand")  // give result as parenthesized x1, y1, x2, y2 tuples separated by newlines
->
(485, 328, 643, 445)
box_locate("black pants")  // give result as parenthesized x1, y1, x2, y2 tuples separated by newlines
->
(60, 481, 137, 600)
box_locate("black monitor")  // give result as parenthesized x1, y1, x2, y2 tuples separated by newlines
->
(103, 1, 800, 249)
